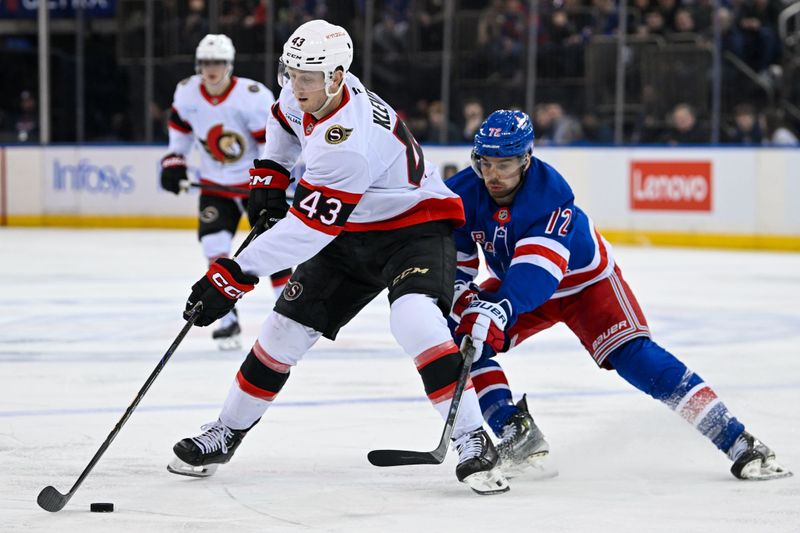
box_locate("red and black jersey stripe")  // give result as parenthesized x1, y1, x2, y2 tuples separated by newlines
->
(289, 179, 361, 236)
(271, 103, 296, 137)
(168, 107, 192, 133)
(251, 128, 266, 143)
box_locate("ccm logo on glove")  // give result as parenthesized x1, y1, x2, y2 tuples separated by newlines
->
(207, 262, 256, 299)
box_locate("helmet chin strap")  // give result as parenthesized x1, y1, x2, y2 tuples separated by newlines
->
(311, 78, 345, 115)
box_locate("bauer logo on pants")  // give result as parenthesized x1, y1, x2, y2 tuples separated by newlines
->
(283, 281, 303, 301)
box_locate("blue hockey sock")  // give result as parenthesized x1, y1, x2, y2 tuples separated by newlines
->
(608, 337, 745, 453)
(470, 358, 517, 436)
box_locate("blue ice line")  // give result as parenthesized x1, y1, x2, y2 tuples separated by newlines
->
(2, 382, 798, 418)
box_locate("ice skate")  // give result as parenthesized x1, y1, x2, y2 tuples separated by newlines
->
(452, 427, 510, 495)
(167, 420, 249, 478)
(213, 309, 241, 351)
(727, 431, 792, 481)
(496, 394, 556, 479)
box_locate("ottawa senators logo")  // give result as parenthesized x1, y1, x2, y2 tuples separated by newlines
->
(283, 280, 303, 301)
(200, 123, 246, 163)
(324, 124, 353, 144)
(200, 206, 219, 223)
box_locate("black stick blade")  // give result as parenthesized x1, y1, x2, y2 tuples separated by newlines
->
(367, 449, 445, 467)
(37, 486, 69, 512)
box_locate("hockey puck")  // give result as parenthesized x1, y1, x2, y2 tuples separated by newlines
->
(90, 502, 114, 512)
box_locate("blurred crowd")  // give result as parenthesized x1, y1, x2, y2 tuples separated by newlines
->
(0, 0, 798, 145)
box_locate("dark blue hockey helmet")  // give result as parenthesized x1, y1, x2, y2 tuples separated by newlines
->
(472, 109, 535, 159)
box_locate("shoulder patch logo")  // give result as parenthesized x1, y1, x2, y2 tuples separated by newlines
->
(249, 84, 260, 93)
(324, 124, 353, 145)
(179, 77, 191, 86)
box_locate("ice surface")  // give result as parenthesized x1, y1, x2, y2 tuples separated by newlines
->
(1, 228, 798, 532)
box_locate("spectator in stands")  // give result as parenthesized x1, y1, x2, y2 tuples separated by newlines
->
(715, 7, 746, 59)
(724, 104, 763, 144)
(548, 103, 584, 144)
(461, 98, 485, 143)
(590, 0, 620, 35)
(638, 9, 667, 36)
(662, 103, 707, 144)
(655, 0, 679, 31)
(671, 8, 696, 36)
(533, 103, 556, 144)
(533, 103, 583, 145)
(762, 110, 799, 145)
(442, 163, 459, 180)
(690, 0, 714, 34)
(581, 112, 614, 144)
(15, 90, 38, 143)
(405, 99, 431, 141)
(541, 9, 584, 77)
(371, 11, 411, 97)
(415, 0, 445, 51)
(182, 0, 209, 54)
(425, 100, 461, 143)
(737, 0, 782, 72)
(477, 0, 526, 80)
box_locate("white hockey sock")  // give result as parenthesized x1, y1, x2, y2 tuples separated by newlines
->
(436, 387, 484, 440)
(219, 380, 273, 430)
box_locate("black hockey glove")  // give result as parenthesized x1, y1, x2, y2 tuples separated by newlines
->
(160, 153, 188, 195)
(247, 159, 291, 230)
(185, 258, 259, 327)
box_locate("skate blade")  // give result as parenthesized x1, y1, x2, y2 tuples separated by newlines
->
(462, 468, 510, 495)
(215, 335, 242, 351)
(167, 457, 219, 478)
(738, 458, 793, 481)
(500, 450, 559, 480)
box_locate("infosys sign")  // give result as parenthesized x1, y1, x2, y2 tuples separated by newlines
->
(630, 161, 712, 212)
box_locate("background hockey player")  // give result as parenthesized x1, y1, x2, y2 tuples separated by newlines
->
(167, 20, 509, 495)
(159, 33, 292, 350)
(447, 109, 792, 481)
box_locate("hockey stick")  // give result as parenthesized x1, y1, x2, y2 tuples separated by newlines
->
(367, 337, 476, 467)
(181, 181, 250, 195)
(37, 215, 267, 512)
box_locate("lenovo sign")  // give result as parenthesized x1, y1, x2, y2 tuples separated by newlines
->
(630, 161, 712, 211)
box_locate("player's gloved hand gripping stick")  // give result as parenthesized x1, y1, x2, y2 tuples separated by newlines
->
(367, 337, 477, 466)
(36, 212, 268, 513)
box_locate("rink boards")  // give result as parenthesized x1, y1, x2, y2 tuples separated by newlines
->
(1, 145, 799, 250)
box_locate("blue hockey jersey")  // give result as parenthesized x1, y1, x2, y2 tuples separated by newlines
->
(446, 156, 615, 326)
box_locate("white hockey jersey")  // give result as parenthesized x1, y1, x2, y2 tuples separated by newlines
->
(236, 72, 464, 277)
(168, 75, 274, 195)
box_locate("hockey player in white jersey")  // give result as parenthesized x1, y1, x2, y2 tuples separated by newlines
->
(160, 34, 292, 349)
(167, 20, 509, 495)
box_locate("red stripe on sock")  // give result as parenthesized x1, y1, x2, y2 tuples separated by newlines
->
(236, 371, 278, 401)
(252, 340, 291, 374)
(680, 386, 718, 423)
(413, 340, 459, 370)
(428, 378, 474, 404)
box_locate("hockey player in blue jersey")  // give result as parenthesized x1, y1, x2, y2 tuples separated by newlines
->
(446, 109, 792, 481)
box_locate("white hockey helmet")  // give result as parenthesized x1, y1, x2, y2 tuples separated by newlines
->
(279, 20, 353, 96)
(195, 34, 235, 74)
